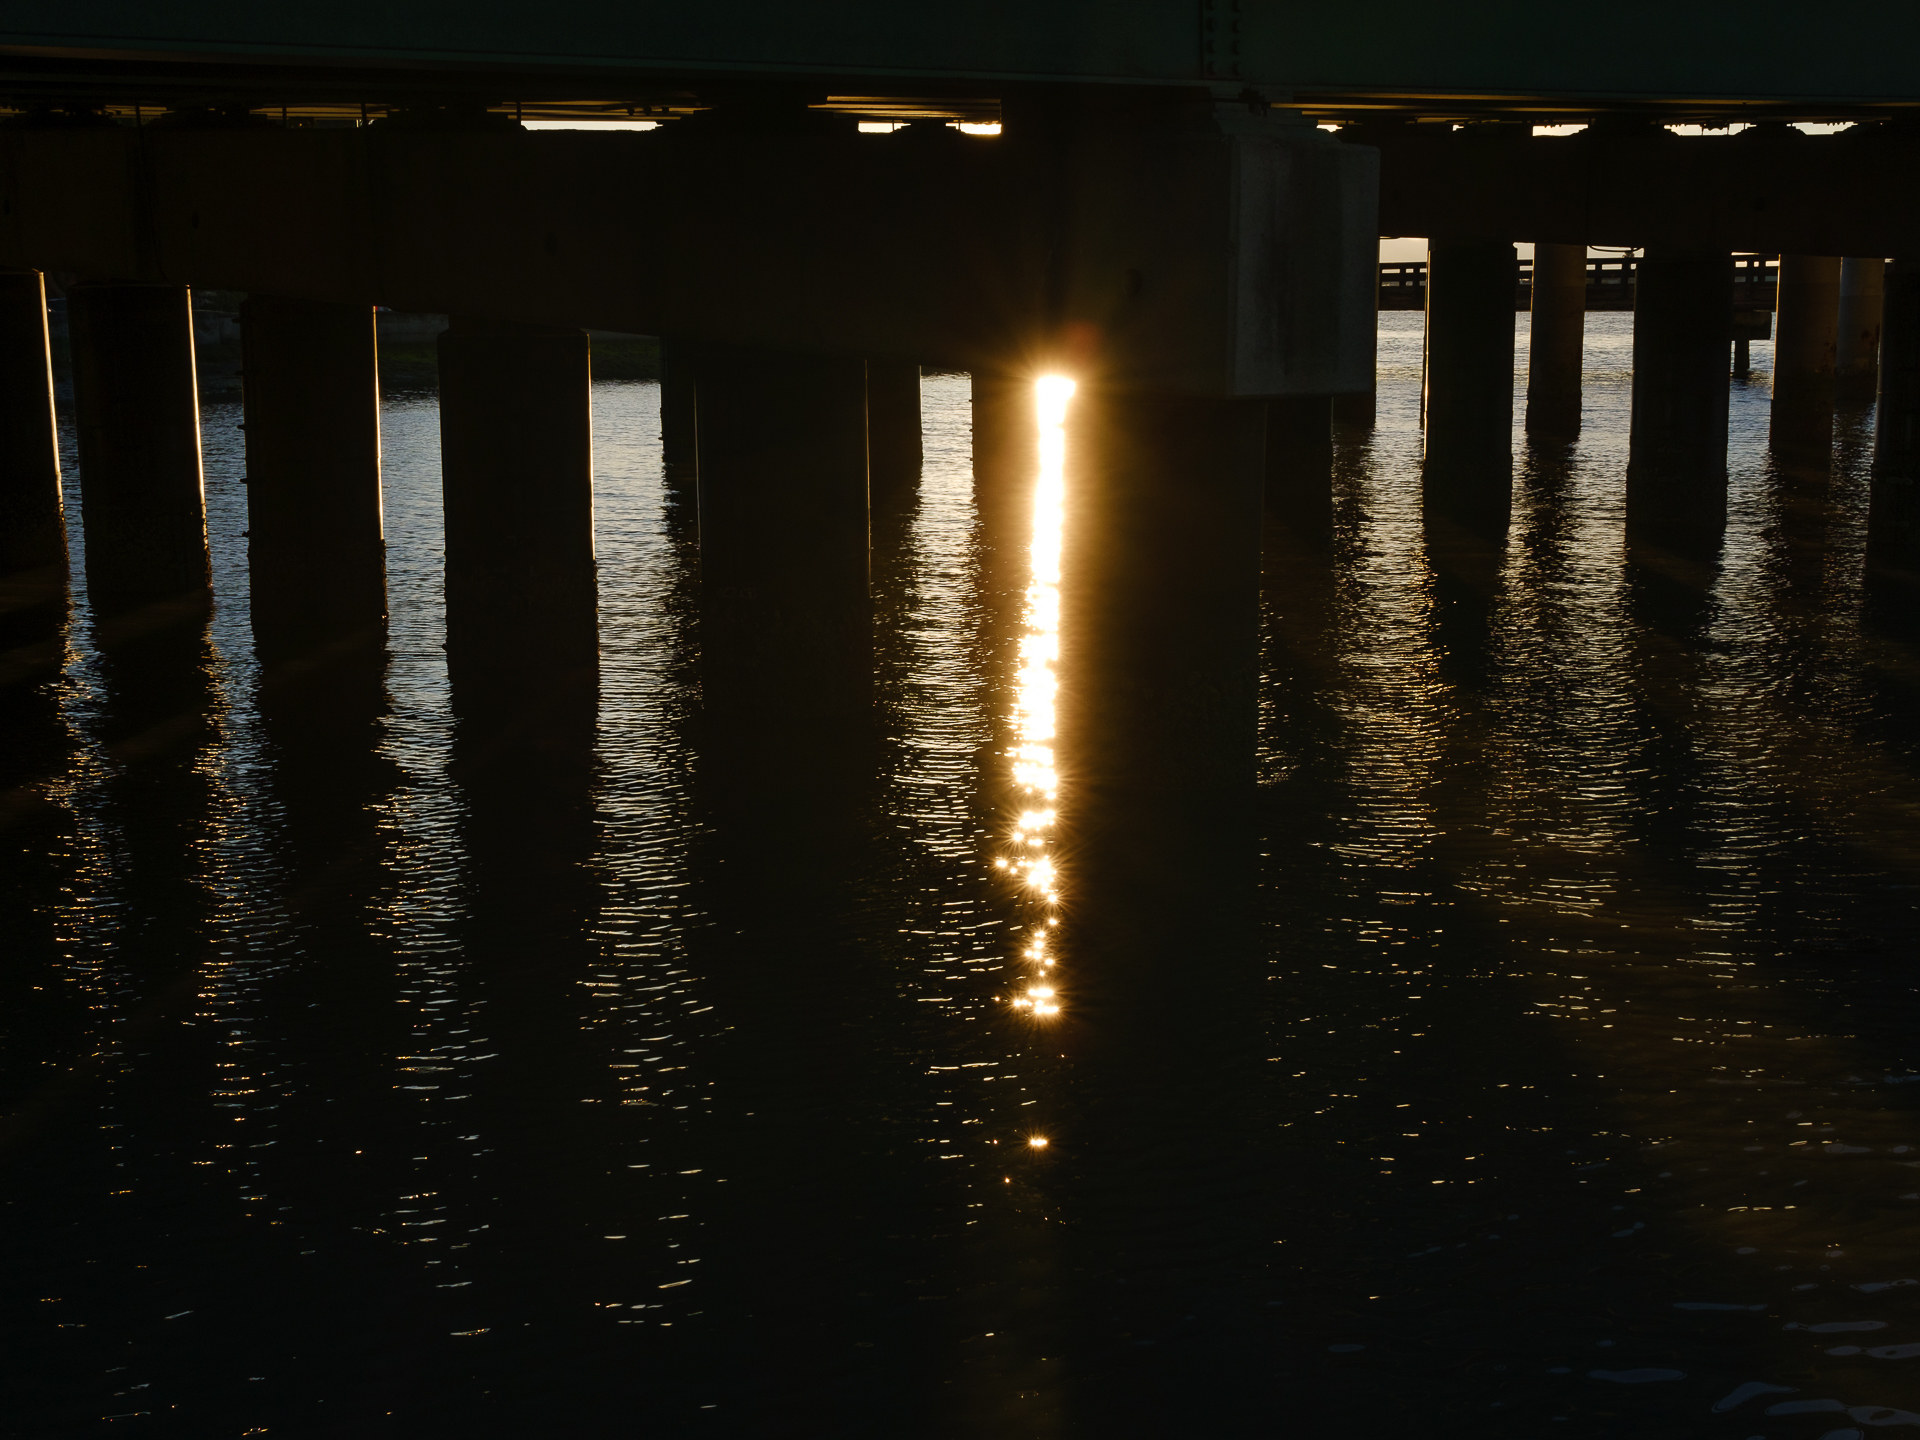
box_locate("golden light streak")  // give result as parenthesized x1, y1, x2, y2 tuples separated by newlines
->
(997, 375, 1074, 1027)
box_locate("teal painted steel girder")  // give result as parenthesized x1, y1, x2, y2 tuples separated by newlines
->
(6, 1, 1920, 113)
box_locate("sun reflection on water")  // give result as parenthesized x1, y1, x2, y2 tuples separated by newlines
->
(1003, 376, 1074, 1020)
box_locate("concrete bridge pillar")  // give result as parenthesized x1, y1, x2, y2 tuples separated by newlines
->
(1525, 241, 1587, 442)
(1423, 238, 1516, 522)
(67, 282, 209, 626)
(1837, 257, 1886, 406)
(1061, 384, 1266, 898)
(695, 343, 870, 736)
(1265, 395, 1334, 537)
(240, 296, 385, 668)
(1627, 249, 1733, 546)
(437, 318, 597, 714)
(1332, 262, 1382, 432)
(0, 270, 67, 647)
(971, 370, 1033, 500)
(659, 336, 698, 495)
(1771, 253, 1842, 465)
(1332, 388, 1375, 432)
(1869, 257, 1920, 578)
(865, 359, 923, 507)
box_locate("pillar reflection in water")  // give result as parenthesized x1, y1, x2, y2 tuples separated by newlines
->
(1042, 372, 1274, 1431)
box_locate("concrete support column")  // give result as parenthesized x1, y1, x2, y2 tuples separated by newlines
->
(1525, 241, 1587, 442)
(659, 336, 698, 490)
(1331, 388, 1375, 432)
(67, 282, 208, 623)
(1062, 384, 1266, 886)
(865, 359, 923, 507)
(1057, 388, 1269, 1368)
(1332, 261, 1382, 431)
(695, 344, 870, 736)
(1869, 257, 1920, 577)
(1627, 249, 1734, 546)
(1771, 253, 1842, 464)
(1837, 257, 1886, 406)
(1265, 395, 1334, 537)
(437, 318, 597, 713)
(0, 270, 66, 645)
(240, 296, 385, 668)
(971, 370, 1033, 497)
(1423, 239, 1517, 521)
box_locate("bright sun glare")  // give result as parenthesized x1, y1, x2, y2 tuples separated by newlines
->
(1004, 376, 1074, 1023)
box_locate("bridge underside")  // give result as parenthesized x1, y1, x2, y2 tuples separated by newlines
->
(8, 1, 1920, 127)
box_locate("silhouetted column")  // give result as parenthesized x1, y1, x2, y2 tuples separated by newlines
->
(1869, 257, 1920, 577)
(1837, 257, 1886, 406)
(696, 343, 869, 738)
(1265, 395, 1334, 538)
(1331, 389, 1374, 431)
(1627, 249, 1733, 546)
(1771, 253, 1841, 465)
(1057, 386, 1267, 1293)
(1423, 238, 1516, 522)
(67, 282, 208, 625)
(660, 336, 697, 490)
(1062, 384, 1265, 887)
(1525, 241, 1586, 441)
(241, 296, 385, 669)
(1332, 261, 1381, 431)
(866, 360, 922, 507)
(971, 370, 1032, 497)
(437, 318, 597, 718)
(0, 269, 66, 648)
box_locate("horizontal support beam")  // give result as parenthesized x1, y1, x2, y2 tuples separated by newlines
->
(0, 109, 1378, 396)
(0, 125, 1008, 362)
(1363, 123, 1920, 256)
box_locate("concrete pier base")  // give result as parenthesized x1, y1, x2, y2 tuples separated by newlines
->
(1838, 257, 1886, 406)
(1265, 395, 1334, 538)
(971, 370, 1033, 499)
(695, 344, 870, 744)
(970, 370, 1035, 594)
(1771, 253, 1842, 467)
(1056, 388, 1269, 1411)
(67, 282, 209, 629)
(0, 270, 66, 651)
(659, 336, 698, 498)
(1869, 257, 1920, 581)
(1332, 389, 1375, 431)
(865, 360, 922, 508)
(1525, 241, 1586, 442)
(1332, 264, 1382, 432)
(1062, 388, 1266, 875)
(1627, 249, 1734, 548)
(241, 296, 385, 669)
(1424, 239, 1517, 523)
(437, 318, 597, 724)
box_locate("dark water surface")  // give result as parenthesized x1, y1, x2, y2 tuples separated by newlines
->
(7, 316, 1920, 1438)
